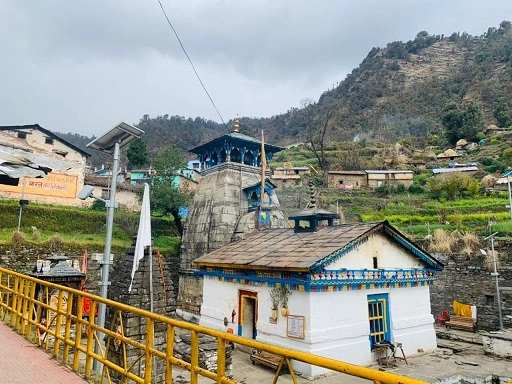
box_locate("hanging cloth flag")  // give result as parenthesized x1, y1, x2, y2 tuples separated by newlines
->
(129, 183, 152, 292)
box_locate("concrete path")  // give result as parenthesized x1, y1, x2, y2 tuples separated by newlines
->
(0, 321, 89, 384)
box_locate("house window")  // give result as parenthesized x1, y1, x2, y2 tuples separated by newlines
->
(485, 294, 494, 305)
(373, 257, 378, 269)
(17, 132, 27, 139)
(368, 294, 390, 347)
(45, 137, 54, 145)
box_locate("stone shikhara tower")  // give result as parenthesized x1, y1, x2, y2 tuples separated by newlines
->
(177, 117, 286, 319)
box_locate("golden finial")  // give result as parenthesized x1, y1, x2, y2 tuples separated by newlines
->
(234, 114, 240, 132)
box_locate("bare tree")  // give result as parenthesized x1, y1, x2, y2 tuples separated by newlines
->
(300, 98, 337, 172)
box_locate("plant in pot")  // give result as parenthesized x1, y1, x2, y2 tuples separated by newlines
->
(280, 286, 292, 316)
(269, 288, 280, 320)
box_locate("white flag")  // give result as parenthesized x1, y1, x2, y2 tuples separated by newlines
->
(129, 183, 152, 292)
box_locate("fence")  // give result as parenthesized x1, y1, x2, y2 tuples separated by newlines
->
(0, 266, 429, 384)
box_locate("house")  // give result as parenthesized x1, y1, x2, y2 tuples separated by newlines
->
(271, 163, 310, 188)
(432, 166, 479, 176)
(0, 125, 89, 206)
(326, 170, 367, 189)
(127, 168, 156, 185)
(193, 205, 443, 377)
(83, 175, 141, 212)
(436, 149, 462, 161)
(365, 170, 414, 188)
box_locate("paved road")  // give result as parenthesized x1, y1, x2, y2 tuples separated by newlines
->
(0, 321, 89, 384)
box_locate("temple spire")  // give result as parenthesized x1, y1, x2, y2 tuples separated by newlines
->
(234, 115, 240, 132)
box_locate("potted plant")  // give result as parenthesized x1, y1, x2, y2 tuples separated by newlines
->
(280, 286, 292, 316)
(269, 288, 280, 320)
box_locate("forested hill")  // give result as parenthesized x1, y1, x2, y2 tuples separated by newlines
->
(58, 21, 512, 167)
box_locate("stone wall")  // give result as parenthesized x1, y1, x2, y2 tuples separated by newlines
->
(106, 244, 176, 383)
(430, 250, 512, 331)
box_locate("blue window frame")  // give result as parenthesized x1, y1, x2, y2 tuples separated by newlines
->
(368, 293, 391, 347)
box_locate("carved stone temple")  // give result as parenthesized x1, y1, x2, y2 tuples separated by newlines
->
(177, 117, 287, 319)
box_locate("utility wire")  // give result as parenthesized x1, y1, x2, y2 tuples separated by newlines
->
(156, 0, 229, 130)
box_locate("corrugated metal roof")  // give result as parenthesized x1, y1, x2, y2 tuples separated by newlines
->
(365, 170, 413, 174)
(328, 170, 366, 175)
(432, 166, 479, 174)
(0, 130, 84, 183)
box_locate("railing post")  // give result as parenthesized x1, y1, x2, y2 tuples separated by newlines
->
(216, 336, 226, 383)
(53, 290, 65, 357)
(165, 324, 175, 384)
(73, 291, 84, 372)
(10, 276, 19, 328)
(191, 330, 199, 384)
(145, 317, 154, 384)
(63, 292, 74, 363)
(26, 279, 37, 339)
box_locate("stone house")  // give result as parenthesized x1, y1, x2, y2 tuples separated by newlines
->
(326, 170, 367, 189)
(193, 212, 443, 378)
(0, 125, 89, 206)
(270, 164, 310, 188)
(365, 170, 414, 188)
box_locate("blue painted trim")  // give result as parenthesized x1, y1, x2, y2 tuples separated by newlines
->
(195, 268, 437, 292)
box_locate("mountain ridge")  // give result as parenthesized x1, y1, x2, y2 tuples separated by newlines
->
(56, 21, 512, 167)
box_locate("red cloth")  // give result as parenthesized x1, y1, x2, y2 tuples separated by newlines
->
(82, 297, 98, 316)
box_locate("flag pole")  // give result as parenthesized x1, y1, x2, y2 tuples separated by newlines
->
(149, 242, 153, 312)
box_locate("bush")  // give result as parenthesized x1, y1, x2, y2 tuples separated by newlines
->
(11, 231, 26, 249)
(408, 184, 425, 194)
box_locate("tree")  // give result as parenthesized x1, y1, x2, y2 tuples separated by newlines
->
(126, 139, 149, 168)
(461, 101, 485, 141)
(150, 147, 193, 236)
(494, 102, 512, 128)
(442, 102, 463, 144)
(301, 98, 337, 172)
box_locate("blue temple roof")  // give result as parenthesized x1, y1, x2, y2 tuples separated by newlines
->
(189, 131, 283, 154)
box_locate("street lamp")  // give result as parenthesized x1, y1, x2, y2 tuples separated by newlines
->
(480, 232, 504, 331)
(83, 122, 144, 371)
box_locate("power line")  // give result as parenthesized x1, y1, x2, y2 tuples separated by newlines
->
(156, 0, 228, 130)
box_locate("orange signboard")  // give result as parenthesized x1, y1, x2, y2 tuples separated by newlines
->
(0, 173, 78, 199)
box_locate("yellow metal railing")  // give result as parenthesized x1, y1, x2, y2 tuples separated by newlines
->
(0, 267, 428, 384)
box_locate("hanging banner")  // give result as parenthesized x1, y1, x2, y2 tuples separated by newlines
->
(0, 172, 78, 199)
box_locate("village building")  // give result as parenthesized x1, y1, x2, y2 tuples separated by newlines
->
(177, 118, 287, 318)
(192, 196, 443, 378)
(432, 166, 479, 176)
(326, 170, 367, 189)
(436, 148, 462, 161)
(270, 163, 310, 188)
(365, 170, 414, 188)
(0, 125, 89, 206)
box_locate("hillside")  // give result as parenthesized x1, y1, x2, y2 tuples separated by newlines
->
(56, 21, 512, 168)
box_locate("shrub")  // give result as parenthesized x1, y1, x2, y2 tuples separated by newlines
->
(11, 231, 26, 249)
(47, 234, 64, 252)
(408, 184, 425, 194)
(429, 229, 453, 253)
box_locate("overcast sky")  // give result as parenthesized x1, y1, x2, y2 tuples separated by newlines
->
(0, 1, 509, 137)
